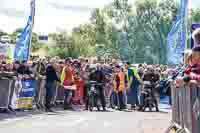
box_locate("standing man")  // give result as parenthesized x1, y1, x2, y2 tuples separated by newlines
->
(89, 63, 107, 111)
(61, 58, 75, 110)
(113, 65, 126, 110)
(45, 58, 59, 112)
(125, 62, 141, 110)
(140, 66, 160, 111)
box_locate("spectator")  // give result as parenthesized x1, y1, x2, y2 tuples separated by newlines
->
(45, 58, 60, 112)
(192, 28, 200, 46)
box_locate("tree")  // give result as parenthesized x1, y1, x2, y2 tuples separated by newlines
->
(0, 30, 7, 37)
(48, 32, 77, 58)
(190, 8, 200, 23)
(10, 28, 23, 44)
(71, 24, 96, 57)
(128, 0, 178, 64)
(36, 0, 195, 64)
(31, 32, 42, 52)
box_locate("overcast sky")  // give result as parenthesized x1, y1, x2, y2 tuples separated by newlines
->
(0, 0, 199, 34)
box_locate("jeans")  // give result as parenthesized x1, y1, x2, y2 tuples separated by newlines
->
(127, 81, 140, 106)
(64, 89, 73, 108)
(45, 81, 56, 110)
(139, 94, 145, 106)
(114, 91, 126, 109)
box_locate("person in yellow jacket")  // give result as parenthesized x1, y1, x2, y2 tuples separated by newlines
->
(113, 65, 126, 110)
(125, 62, 142, 110)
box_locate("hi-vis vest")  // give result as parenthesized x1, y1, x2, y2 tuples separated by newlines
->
(113, 71, 125, 92)
(127, 67, 141, 84)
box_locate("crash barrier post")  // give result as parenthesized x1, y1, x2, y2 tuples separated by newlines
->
(0, 78, 13, 109)
(166, 81, 200, 133)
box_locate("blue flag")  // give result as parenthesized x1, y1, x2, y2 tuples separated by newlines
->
(167, 0, 188, 65)
(14, 0, 35, 61)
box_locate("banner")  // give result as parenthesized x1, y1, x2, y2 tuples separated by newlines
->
(14, 0, 35, 61)
(11, 80, 36, 109)
(167, 0, 188, 65)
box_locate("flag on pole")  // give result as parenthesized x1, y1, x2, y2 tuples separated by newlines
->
(14, 0, 35, 61)
(167, 0, 188, 65)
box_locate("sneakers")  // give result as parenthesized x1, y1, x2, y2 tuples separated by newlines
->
(64, 106, 74, 111)
(45, 108, 54, 112)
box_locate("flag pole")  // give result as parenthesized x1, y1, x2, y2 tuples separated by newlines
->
(28, 0, 35, 61)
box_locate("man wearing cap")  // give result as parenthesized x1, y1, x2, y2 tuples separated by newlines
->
(89, 63, 107, 111)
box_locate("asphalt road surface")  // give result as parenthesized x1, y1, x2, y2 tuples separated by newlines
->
(0, 109, 171, 133)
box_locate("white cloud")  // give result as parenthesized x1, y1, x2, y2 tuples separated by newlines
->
(191, 0, 200, 9)
(1, 0, 198, 34)
(0, 0, 113, 34)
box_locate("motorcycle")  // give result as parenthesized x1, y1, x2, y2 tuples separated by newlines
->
(140, 81, 159, 112)
(88, 81, 102, 111)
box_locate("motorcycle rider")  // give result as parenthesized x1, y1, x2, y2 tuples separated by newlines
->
(139, 66, 160, 111)
(88, 63, 106, 111)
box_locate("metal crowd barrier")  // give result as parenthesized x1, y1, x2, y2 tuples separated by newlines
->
(0, 78, 84, 111)
(0, 78, 13, 109)
(166, 81, 200, 133)
(0, 78, 44, 111)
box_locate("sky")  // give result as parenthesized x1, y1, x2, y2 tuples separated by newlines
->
(0, 0, 199, 34)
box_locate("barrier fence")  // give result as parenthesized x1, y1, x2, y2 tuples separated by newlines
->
(0, 78, 85, 111)
(0, 79, 13, 109)
(166, 81, 200, 133)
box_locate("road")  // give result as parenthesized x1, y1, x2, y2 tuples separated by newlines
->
(0, 109, 171, 133)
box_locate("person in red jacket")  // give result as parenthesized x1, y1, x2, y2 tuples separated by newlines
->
(183, 46, 200, 82)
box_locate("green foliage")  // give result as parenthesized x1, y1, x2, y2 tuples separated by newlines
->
(190, 8, 200, 23)
(0, 30, 7, 37)
(31, 32, 42, 52)
(10, 28, 23, 44)
(1, 0, 199, 64)
(9, 28, 41, 52)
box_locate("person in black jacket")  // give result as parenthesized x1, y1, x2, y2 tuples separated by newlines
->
(45, 59, 59, 112)
(89, 64, 106, 111)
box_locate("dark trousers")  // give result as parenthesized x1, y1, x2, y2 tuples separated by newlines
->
(45, 81, 56, 110)
(98, 87, 106, 108)
(84, 82, 90, 109)
(127, 82, 140, 106)
(86, 85, 106, 109)
(140, 92, 158, 110)
(139, 94, 145, 106)
(114, 91, 126, 109)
